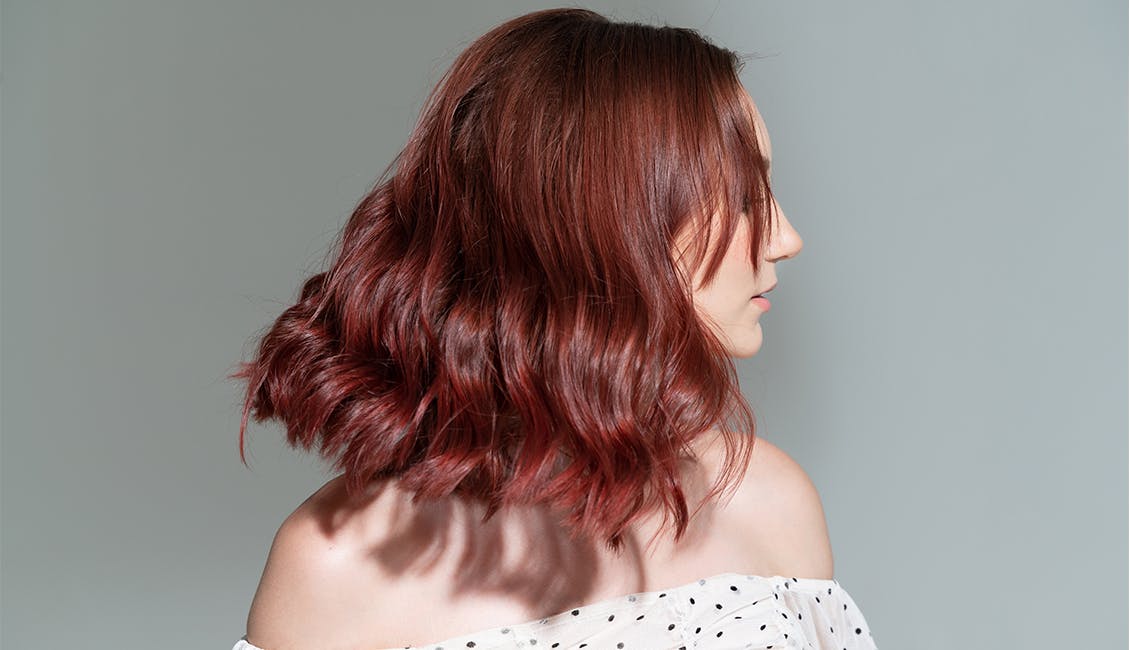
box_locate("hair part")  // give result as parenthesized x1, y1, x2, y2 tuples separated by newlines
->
(230, 7, 777, 554)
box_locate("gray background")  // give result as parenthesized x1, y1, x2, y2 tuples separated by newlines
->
(2, 1, 1125, 648)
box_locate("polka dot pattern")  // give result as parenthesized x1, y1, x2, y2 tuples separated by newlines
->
(232, 573, 877, 649)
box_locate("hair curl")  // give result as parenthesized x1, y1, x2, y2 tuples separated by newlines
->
(230, 8, 777, 553)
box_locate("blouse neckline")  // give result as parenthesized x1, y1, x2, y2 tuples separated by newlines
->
(381, 571, 843, 650)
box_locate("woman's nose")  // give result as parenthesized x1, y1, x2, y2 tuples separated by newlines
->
(766, 203, 803, 262)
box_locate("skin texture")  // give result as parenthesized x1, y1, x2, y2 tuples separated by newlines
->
(679, 93, 804, 358)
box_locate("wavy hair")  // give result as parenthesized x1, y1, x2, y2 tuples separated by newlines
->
(230, 8, 777, 553)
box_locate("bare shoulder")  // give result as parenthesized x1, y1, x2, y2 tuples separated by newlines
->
(243, 476, 407, 650)
(702, 432, 836, 580)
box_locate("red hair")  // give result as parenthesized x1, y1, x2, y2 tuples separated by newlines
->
(230, 8, 777, 553)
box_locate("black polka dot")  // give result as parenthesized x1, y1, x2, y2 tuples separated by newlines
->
(667, 624, 675, 630)
(571, 609, 580, 616)
(616, 644, 624, 649)
(689, 597, 695, 604)
(607, 614, 615, 621)
(716, 631, 723, 637)
(635, 614, 644, 620)
(465, 643, 475, 648)
(855, 628, 862, 634)
(714, 603, 722, 610)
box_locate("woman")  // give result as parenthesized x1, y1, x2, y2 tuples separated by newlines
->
(230, 8, 877, 650)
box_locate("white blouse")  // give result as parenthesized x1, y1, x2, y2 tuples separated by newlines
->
(232, 571, 878, 649)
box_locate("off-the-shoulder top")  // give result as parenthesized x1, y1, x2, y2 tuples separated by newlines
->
(232, 571, 877, 649)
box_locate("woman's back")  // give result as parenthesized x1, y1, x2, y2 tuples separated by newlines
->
(238, 433, 867, 649)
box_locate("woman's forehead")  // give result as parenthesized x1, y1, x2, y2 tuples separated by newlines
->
(741, 91, 772, 161)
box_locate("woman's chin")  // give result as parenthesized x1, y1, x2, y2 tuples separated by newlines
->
(725, 322, 763, 359)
